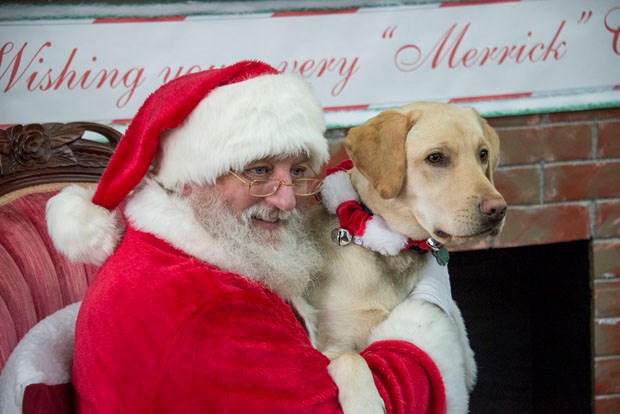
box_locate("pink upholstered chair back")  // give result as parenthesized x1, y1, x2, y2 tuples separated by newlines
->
(0, 122, 120, 371)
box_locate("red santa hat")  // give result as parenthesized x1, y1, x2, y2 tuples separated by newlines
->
(46, 60, 329, 265)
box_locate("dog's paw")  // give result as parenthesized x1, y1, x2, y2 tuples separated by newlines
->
(328, 352, 386, 414)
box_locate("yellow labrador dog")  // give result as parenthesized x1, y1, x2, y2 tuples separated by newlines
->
(306, 101, 506, 413)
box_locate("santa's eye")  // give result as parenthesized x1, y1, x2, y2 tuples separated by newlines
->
(248, 166, 269, 175)
(291, 166, 307, 178)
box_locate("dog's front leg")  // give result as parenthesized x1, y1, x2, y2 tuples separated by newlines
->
(327, 352, 386, 414)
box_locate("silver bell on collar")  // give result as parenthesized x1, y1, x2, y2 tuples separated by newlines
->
(331, 228, 352, 246)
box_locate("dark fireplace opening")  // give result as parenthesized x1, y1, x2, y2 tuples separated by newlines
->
(450, 240, 592, 414)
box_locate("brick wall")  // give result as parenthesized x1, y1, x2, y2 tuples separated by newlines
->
(489, 108, 620, 414)
(325, 106, 620, 413)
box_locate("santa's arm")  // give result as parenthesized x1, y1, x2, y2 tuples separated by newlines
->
(154, 291, 341, 413)
(156, 289, 453, 414)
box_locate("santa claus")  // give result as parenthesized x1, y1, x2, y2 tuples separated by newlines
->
(45, 60, 470, 413)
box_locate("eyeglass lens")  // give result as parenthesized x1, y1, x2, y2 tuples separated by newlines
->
(249, 179, 322, 196)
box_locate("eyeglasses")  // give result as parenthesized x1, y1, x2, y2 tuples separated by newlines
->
(229, 170, 323, 197)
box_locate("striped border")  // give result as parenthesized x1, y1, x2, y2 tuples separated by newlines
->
(439, 0, 520, 8)
(272, 8, 358, 17)
(449, 92, 533, 103)
(324, 104, 370, 112)
(93, 16, 186, 24)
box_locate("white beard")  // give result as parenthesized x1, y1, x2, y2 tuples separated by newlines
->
(188, 192, 322, 300)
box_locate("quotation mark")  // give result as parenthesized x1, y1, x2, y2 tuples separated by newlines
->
(382, 26, 397, 39)
(578, 10, 592, 24)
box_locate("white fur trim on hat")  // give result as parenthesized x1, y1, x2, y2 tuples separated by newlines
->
(46, 185, 121, 265)
(156, 73, 329, 190)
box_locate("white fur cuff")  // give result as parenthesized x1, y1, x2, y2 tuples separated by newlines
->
(369, 298, 470, 414)
(0, 302, 80, 414)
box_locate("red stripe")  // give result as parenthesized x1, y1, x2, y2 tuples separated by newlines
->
(449, 92, 532, 103)
(93, 16, 186, 24)
(439, 0, 520, 7)
(326, 159, 354, 175)
(111, 119, 132, 125)
(403, 239, 431, 251)
(323, 104, 370, 112)
(614, 85, 620, 90)
(272, 8, 358, 17)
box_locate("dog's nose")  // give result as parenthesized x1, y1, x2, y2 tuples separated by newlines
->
(480, 197, 507, 222)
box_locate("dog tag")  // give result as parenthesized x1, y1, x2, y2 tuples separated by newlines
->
(431, 247, 450, 266)
(331, 228, 352, 246)
(425, 238, 449, 266)
(426, 238, 443, 250)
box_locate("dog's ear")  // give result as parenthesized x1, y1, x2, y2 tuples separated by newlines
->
(344, 110, 413, 199)
(480, 117, 500, 183)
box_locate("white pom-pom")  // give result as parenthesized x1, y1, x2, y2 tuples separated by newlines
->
(363, 215, 408, 256)
(321, 171, 359, 214)
(46, 185, 121, 265)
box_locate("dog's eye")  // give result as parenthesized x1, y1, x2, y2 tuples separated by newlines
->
(426, 153, 443, 164)
(479, 149, 489, 162)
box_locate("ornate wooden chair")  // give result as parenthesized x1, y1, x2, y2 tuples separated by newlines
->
(0, 122, 119, 413)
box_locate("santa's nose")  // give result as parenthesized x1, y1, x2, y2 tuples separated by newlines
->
(264, 178, 297, 212)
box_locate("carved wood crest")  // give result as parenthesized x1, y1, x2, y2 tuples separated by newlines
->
(0, 123, 120, 176)
(0, 122, 121, 195)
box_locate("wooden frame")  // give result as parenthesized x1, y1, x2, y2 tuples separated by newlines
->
(0, 122, 120, 196)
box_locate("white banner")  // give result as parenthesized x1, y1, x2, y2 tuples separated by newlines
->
(1, 0, 619, 127)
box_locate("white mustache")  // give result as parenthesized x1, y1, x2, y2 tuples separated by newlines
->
(241, 204, 291, 223)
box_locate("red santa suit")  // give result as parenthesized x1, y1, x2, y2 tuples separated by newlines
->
(72, 225, 446, 413)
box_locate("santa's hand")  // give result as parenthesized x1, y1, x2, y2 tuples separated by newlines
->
(408, 256, 478, 393)
(409, 256, 454, 320)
